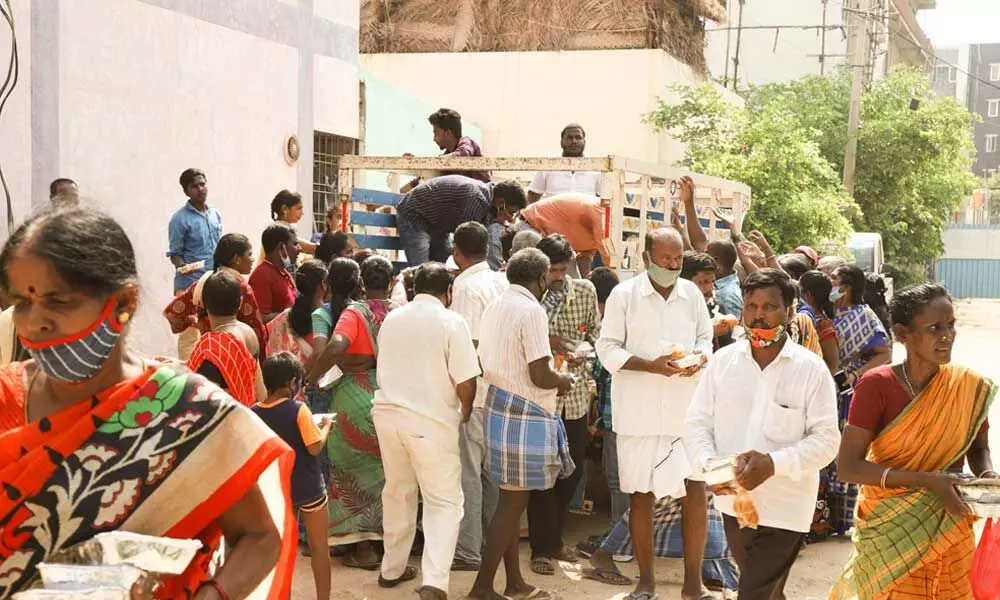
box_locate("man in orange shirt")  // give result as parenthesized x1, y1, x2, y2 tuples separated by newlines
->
(517, 193, 609, 277)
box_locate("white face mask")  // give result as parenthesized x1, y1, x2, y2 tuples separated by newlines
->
(830, 287, 846, 303)
(647, 263, 681, 288)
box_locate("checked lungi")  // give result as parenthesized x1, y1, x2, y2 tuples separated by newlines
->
(484, 385, 575, 491)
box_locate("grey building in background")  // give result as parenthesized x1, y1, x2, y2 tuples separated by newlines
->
(933, 44, 1000, 177)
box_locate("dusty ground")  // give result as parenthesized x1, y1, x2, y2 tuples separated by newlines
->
(288, 299, 1000, 599)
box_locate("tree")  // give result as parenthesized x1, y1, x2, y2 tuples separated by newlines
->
(644, 84, 856, 252)
(647, 68, 979, 284)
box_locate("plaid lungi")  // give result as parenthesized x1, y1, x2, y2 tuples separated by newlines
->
(601, 495, 740, 591)
(484, 385, 575, 491)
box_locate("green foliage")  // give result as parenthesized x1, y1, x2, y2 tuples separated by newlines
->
(644, 84, 856, 252)
(645, 67, 979, 283)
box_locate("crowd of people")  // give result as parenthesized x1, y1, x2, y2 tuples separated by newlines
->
(0, 108, 991, 600)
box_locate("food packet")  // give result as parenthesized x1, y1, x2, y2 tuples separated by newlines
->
(12, 588, 130, 600)
(37, 564, 157, 598)
(47, 532, 201, 575)
(734, 488, 760, 529)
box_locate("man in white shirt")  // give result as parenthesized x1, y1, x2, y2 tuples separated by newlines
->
(469, 248, 574, 600)
(527, 124, 601, 204)
(449, 222, 509, 571)
(372, 263, 482, 600)
(595, 227, 714, 600)
(686, 269, 840, 600)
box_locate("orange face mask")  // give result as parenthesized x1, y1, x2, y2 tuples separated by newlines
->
(745, 323, 786, 348)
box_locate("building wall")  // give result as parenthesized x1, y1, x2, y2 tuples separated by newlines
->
(360, 70, 483, 190)
(931, 47, 960, 98)
(361, 49, 738, 168)
(968, 44, 1000, 177)
(0, 0, 359, 357)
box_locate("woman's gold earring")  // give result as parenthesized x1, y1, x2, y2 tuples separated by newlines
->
(118, 312, 131, 324)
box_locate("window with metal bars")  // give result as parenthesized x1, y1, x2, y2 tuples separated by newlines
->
(313, 131, 358, 235)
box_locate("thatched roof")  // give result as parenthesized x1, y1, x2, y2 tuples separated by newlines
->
(361, 0, 727, 75)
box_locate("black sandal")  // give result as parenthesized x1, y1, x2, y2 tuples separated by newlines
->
(378, 565, 418, 588)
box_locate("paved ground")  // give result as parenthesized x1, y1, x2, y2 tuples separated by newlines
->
(288, 299, 1000, 599)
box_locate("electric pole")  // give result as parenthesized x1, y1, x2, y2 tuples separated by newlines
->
(842, 0, 869, 195)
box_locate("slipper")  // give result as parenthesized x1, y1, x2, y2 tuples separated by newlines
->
(343, 553, 380, 571)
(417, 586, 448, 600)
(506, 588, 555, 600)
(378, 566, 418, 588)
(581, 567, 632, 586)
(628, 592, 659, 600)
(529, 556, 555, 576)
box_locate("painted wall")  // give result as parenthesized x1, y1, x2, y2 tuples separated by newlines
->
(1, 0, 359, 357)
(0, 0, 32, 231)
(942, 225, 1000, 260)
(361, 49, 734, 169)
(360, 69, 483, 190)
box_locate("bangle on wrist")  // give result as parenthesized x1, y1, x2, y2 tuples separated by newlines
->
(880, 467, 892, 488)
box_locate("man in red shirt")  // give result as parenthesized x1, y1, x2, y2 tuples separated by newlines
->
(249, 223, 299, 322)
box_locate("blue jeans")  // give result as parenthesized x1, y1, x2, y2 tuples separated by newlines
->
(398, 215, 451, 267)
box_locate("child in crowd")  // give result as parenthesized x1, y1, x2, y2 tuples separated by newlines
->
(253, 352, 334, 600)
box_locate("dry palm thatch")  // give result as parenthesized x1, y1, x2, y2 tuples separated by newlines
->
(361, 0, 727, 74)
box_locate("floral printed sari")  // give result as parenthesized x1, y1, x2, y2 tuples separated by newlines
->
(0, 363, 295, 598)
(325, 299, 393, 546)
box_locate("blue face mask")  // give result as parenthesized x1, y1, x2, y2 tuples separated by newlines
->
(829, 287, 847, 303)
(20, 299, 125, 383)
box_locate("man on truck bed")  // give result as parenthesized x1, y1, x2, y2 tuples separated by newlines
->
(397, 175, 526, 269)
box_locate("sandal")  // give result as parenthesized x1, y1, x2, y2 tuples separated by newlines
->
(628, 592, 659, 600)
(581, 567, 632, 586)
(552, 546, 579, 563)
(507, 588, 555, 600)
(378, 565, 418, 588)
(529, 556, 555, 576)
(417, 586, 448, 600)
(343, 552, 380, 571)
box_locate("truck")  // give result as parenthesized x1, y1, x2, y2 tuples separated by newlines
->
(330, 155, 752, 279)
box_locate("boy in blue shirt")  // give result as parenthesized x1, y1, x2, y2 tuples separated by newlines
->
(253, 352, 333, 599)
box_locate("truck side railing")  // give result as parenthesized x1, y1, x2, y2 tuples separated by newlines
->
(335, 155, 751, 277)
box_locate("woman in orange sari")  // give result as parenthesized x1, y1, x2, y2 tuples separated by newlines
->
(832, 283, 997, 599)
(0, 208, 295, 598)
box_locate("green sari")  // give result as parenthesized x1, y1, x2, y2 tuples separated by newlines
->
(325, 299, 393, 545)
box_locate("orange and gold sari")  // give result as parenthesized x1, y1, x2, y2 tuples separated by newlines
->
(831, 364, 996, 599)
(0, 362, 295, 598)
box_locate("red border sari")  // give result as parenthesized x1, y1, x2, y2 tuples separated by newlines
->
(0, 363, 295, 598)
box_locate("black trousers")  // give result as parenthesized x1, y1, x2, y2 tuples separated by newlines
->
(722, 514, 806, 600)
(527, 414, 589, 558)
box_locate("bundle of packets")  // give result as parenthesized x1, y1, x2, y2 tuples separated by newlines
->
(14, 532, 202, 599)
(957, 477, 1000, 518)
(702, 456, 760, 529)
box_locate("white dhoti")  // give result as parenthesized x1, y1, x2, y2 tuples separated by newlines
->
(616, 434, 703, 500)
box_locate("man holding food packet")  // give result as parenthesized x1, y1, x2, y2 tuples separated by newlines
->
(686, 269, 840, 600)
(596, 227, 715, 600)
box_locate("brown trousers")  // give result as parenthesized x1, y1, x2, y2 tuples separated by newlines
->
(722, 514, 806, 600)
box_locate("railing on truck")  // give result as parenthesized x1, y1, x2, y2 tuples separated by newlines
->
(334, 155, 752, 277)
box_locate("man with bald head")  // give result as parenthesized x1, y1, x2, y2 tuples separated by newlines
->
(596, 227, 715, 600)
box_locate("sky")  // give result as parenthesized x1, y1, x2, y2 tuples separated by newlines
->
(918, 0, 1000, 47)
